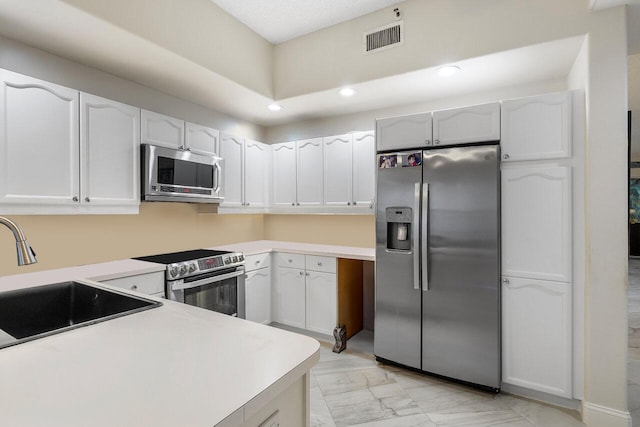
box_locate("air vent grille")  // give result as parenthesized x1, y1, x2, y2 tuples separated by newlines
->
(364, 21, 404, 54)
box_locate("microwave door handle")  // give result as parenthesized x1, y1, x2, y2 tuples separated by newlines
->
(213, 163, 222, 194)
(171, 269, 244, 291)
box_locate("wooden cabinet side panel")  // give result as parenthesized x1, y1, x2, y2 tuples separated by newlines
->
(337, 258, 364, 340)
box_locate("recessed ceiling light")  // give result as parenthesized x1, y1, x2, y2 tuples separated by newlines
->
(268, 103, 283, 111)
(438, 65, 461, 77)
(339, 87, 356, 97)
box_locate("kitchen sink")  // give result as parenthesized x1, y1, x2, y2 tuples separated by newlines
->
(0, 281, 161, 350)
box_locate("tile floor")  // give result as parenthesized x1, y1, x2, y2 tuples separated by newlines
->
(304, 256, 640, 426)
(628, 257, 640, 425)
(310, 344, 585, 426)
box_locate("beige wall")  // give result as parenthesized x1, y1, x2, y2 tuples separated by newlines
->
(264, 215, 375, 248)
(0, 204, 264, 276)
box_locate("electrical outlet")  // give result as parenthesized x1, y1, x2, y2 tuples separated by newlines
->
(258, 410, 280, 427)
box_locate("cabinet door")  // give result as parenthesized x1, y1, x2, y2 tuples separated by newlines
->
(376, 112, 432, 151)
(244, 139, 269, 208)
(352, 131, 375, 209)
(0, 69, 79, 205)
(502, 276, 572, 398)
(220, 133, 244, 207)
(185, 122, 218, 155)
(141, 110, 184, 149)
(245, 268, 271, 324)
(323, 134, 352, 207)
(272, 142, 297, 207)
(502, 165, 572, 282)
(273, 267, 306, 329)
(101, 271, 164, 295)
(432, 102, 500, 146)
(305, 271, 337, 335)
(296, 138, 323, 206)
(80, 93, 140, 207)
(501, 91, 572, 161)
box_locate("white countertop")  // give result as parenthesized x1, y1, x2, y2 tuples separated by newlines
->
(0, 281, 320, 427)
(0, 259, 165, 292)
(212, 240, 375, 261)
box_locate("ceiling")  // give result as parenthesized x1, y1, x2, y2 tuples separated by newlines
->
(0, 0, 635, 128)
(210, 0, 405, 44)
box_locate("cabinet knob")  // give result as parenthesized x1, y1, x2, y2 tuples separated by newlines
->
(85, 197, 90, 202)
(353, 201, 357, 206)
(425, 139, 431, 145)
(502, 278, 510, 285)
(306, 272, 310, 276)
(503, 154, 510, 160)
(434, 139, 440, 145)
(255, 260, 260, 264)
(246, 202, 250, 206)
(299, 271, 304, 276)
(317, 262, 323, 267)
(291, 202, 295, 206)
(131, 285, 138, 291)
(288, 259, 293, 263)
(72, 196, 79, 202)
(347, 202, 351, 206)
(297, 202, 300, 206)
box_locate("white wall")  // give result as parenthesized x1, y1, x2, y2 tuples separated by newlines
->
(273, 0, 592, 99)
(60, 0, 274, 98)
(0, 35, 264, 139)
(629, 54, 640, 161)
(265, 79, 567, 143)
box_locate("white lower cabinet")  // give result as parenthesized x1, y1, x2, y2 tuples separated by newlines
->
(273, 253, 337, 334)
(273, 266, 306, 329)
(502, 276, 572, 398)
(99, 271, 165, 297)
(244, 253, 272, 325)
(305, 271, 337, 335)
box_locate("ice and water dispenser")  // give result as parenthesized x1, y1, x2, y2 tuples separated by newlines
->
(386, 207, 413, 251)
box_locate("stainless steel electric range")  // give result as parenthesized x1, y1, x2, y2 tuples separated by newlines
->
(134, 249, 246, 318)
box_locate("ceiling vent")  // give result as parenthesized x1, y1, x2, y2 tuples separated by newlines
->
(363, 21, 404, 54)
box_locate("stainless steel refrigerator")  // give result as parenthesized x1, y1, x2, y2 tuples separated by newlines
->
(374, 144, 501, 391)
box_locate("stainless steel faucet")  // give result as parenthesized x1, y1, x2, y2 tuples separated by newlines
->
(0, 216, 37, 266)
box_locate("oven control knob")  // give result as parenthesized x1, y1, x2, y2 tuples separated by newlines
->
(224, 258, 231, 265)
(232, 256, 238, 262)
(238, 254, 244, 261)
(169, 266, 179, 278)
(179, 264, 188, 275)
(189, 263, 197, 273)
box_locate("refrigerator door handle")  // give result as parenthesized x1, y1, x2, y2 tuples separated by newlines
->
(413, 182, 421, 290)
(422, 182, 430, 291)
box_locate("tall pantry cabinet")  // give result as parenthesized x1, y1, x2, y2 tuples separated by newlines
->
(500, 91, 582, 399)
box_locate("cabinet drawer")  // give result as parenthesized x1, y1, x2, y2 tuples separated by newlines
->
(102, 271, 164, 295)
(276, 252, 306, 269)
(305, 255, 336, 273)
(245, 252, 271, 272)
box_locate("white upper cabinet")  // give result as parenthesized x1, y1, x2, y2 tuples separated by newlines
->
(141, 109, 185, 150)
(502, 164, 572, 283)
(244, 139, 269, 208)
(0, 69, 79, 206)
(323, 134, 353, 207)
(502, 277, 572, 398)
(432, 102, 500, 146)
(296, 138, 324, 207)
(376, 112, 432, 151)
(220, 133, 244, 207)
(185, 122, 218, 155)
(80, 93, 140, 207)
(501, 91, 572, 162)
(272, 142, 297, 208)
(352, 131, 375, 209)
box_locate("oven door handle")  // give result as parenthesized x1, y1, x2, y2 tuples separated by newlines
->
(170, 269, 244, 291)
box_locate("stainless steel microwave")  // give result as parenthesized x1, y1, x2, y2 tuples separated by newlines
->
(141, 144, 224, 203)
